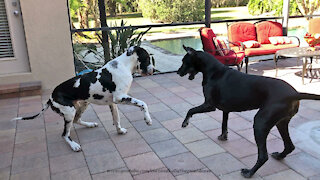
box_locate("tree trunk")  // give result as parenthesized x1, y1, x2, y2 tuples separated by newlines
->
(83, 10, 89, 28)
(82, 0, 89, 28)
(107, 0, 117, 17)
(76, 9, 82, 29)
(91, 0, 100, 28)
(118, 3, 122, 14)
(236, 0, 240, 6)
(79, 11, 85, 29)
(295, 0, 320, 19)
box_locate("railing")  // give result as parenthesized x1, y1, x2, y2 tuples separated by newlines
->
(70, 15, 320, 33)
(69, 7, 320, 75)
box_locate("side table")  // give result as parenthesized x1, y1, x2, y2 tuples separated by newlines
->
(274, 47, 320, 84)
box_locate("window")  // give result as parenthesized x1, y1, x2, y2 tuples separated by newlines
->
(0, 0, 14, 59)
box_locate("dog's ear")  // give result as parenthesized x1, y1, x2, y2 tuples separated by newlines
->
(182, 45, 196, 55)
(127, 46, 137, 56)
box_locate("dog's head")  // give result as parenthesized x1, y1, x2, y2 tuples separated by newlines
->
(127, 46, 154, 76)
(177, 45, 199, 80)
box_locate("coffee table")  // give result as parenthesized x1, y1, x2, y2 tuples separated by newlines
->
(274, 47, 320, 84)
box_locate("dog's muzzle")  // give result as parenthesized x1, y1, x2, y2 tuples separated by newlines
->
(141, 64, 154, 76)
(147, 64, 154, 75)
(177, 68, 187, 77)
(188, 72, 196, 80)
(177, 68, 196, 80)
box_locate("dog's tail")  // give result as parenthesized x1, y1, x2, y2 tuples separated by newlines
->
(11, 99, 51, 121)
(288, 92, 320, 101)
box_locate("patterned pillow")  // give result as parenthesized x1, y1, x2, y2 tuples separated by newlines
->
(213, 37, 230, 56)
(269, 36, 292, 45)
(243, 40, 261, 48)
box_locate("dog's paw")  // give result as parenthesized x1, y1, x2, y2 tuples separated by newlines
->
(218, 134, 228, 141)
(117, 128, 127, 134)
(241, 168, 253, 178)
(70, 141, 82, 152)
(181, 121, 189, 128)
(271, 152, 284, 160)
(90, 122, 99, 128)
(80, 121, 98, 128)
(146, 120, 152, 126)
(144, 117, 152, 126)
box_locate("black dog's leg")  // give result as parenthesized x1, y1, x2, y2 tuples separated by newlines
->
(182, 103, 215, 128)
(241, 121, 271, 178)
(245, 56, 249, 73)
(271, 119, 295, 160)
(218, 111, 229, 141)
(241, 108, 280, 178)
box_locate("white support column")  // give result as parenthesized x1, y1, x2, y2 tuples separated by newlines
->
(283, 0, 290, 35)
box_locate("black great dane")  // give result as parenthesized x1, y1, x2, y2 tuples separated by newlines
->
(177, 45, 320, 178)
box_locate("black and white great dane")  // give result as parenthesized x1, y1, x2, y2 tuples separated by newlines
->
(12, 46, 154, 152)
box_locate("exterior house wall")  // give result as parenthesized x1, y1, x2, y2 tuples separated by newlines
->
(0, 0, 75, 90)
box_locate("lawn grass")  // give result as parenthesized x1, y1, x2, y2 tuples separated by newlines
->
(72, 6, 254, 42)
(108, 7, 251, 34)
(211, 6, 252, 20)
(73, 6, 251, 32)
(75, 6, 307, 37)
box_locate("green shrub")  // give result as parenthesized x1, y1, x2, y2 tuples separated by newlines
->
(212, 0, 249, 8)
(247, 0, 302, 16)
(105, 20, 151, 59)
(139, 0, 205, 23)
(247, 0, 273, 15)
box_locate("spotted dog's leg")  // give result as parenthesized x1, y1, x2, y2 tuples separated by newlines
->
(109, 103, 127, 134)
(51, 99, 82, 152)
(114, 95, 152, 125)
(74, 101, 98, 128)
(60, 107, 81, 152)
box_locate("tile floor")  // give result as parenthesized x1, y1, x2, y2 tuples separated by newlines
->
(1, 58, 320, 180)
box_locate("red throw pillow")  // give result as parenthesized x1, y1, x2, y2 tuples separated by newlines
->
(269, 36, 292, 45)
(243, 40, 261, 48)
(213, 37, 230, 56)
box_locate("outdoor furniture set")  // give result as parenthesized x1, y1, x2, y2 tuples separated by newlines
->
(200, 21, 301, 74)
(199, 19, 320, 83)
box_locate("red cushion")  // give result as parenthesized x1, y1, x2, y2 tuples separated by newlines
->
(200, 27, 217, 55)
(228, 22, 257, 46)
(214, 51, 245, 65)
(244, 44, 299, 56)
(256, 21, 283, 44)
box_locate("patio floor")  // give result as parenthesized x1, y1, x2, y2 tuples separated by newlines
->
(1, 58, 320, 180)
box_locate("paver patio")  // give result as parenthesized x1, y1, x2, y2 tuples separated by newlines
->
(1, 58, 320, 180)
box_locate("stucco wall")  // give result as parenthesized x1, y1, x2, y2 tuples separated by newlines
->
(0, 0, 75, 90)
